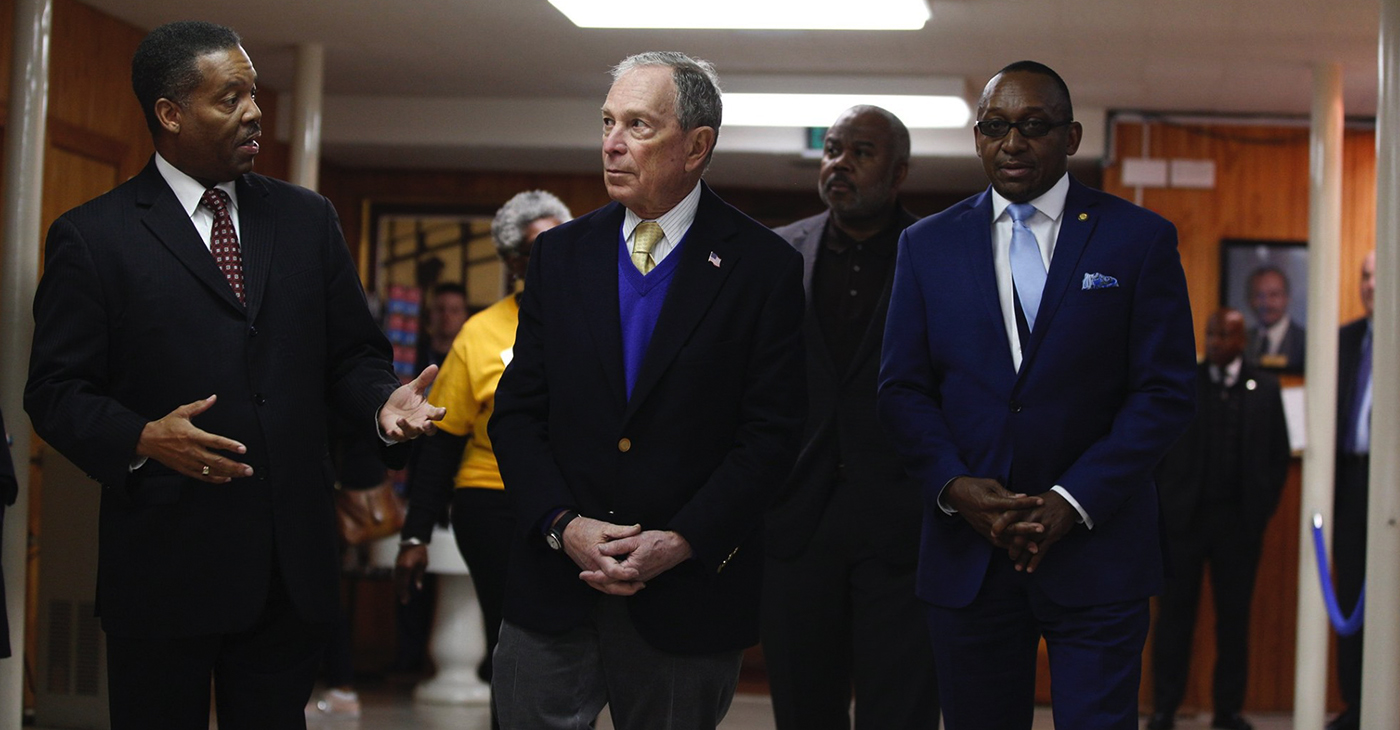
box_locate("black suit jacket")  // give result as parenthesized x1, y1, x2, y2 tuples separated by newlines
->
(489, 183, 806, 654)
(1336, 317, 1370, 453)
(25, 160, 400, 638)
(1155, 361, 1290, 536)
(764, 209, 922, 564)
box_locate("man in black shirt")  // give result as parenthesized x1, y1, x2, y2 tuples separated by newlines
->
(762, 105, 938, 730)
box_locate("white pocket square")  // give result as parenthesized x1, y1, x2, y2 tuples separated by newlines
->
(1082, 272, 1119, 290)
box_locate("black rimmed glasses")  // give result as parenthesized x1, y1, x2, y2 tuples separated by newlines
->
(974, 118, 1074, 139)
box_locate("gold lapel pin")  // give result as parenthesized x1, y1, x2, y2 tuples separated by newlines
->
(1078, 213, 1089, 221)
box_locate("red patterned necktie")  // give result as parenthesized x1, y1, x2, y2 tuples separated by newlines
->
(200, 187, 245, 304)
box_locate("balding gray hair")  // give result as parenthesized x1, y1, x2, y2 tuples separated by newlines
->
(611, 51, 723, 139)
(840, 104, 911, 169)
(491, 190, 573, 257)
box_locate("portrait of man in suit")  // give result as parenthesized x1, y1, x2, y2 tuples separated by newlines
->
(1245, 265, 1306, 373)
(24, 21, 442, 729)
(1149, 308, 1291, 730)
(761, 105, 938, 730)
(486, 52, 805, 729)
(877, 60, 1197, 730)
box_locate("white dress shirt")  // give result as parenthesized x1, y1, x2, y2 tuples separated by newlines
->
(621, 182, 701, 267)
(154, 153, 241, 247)
(940, 174, 1093, 527)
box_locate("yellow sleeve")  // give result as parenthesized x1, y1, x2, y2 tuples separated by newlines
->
(427, 328, 481, 437)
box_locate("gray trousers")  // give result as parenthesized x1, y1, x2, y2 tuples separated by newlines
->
(493, 596, 743, 730)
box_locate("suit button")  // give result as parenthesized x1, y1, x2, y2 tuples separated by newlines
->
(254, 394, 266, 405)
(249, 326, 258, 337)
(618, 438, 631, 452)
(1009, 401, 1022, 413)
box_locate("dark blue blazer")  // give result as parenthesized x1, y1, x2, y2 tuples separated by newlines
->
(877, 177, 1196, 609)
(489, 183, 806, 653)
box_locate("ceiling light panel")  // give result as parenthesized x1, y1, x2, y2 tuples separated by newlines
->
(549, 0, 931, 30)
(723, 93, 969, 128)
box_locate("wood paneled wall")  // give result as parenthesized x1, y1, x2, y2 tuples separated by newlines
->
(1102, 120, 1378, 714)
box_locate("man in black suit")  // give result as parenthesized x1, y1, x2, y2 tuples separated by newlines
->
(24, 21, 442, 729)
(1327, 249, 1376, 730)
(1148, 308, 1291, 730)
(0, 408, 16, 660)
(761, 105, 937, 730)
(487, 51, 805, 729)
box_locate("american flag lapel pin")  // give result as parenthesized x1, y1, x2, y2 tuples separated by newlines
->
(708, 251, 722, 268)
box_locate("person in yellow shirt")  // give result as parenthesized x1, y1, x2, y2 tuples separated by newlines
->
(395, 190, 571, 713)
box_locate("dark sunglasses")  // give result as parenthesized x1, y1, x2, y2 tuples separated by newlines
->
(974, 118, 1074, 139)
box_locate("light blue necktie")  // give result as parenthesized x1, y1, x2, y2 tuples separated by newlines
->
(1008, 202, 1046, 331)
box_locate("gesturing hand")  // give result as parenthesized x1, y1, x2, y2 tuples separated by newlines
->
(380, 365, 447, 441)
(943, 476, 1045, 548)
(558, 516, 646, 595)
(135, 395, 252, 482)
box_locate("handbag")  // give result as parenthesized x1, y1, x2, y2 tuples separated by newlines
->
(334, 480, 406, 546)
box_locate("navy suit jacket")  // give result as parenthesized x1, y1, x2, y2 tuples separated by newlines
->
(877, 177, 1196, 609)
(25, 160, 400, 638)
(489, 183, 806, 653)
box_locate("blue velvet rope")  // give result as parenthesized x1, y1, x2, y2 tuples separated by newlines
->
(1312, 513, 1365, 637)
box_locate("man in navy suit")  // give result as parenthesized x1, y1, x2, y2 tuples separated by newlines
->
(25, 21, 442, 729)
(877, 61, 1196, 730)
(487, 52, 805, 729)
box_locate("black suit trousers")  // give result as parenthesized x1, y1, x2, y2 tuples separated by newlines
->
(105, 561, 326, 729)
(1334, 454, 1369, 707)
(1151, 503, 1265, 715)
(761, 480, 939, 730)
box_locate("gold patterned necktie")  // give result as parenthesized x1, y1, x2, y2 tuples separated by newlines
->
(632, 221, 663, 275)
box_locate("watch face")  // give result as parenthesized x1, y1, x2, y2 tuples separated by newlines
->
(546, 533, 563, 551)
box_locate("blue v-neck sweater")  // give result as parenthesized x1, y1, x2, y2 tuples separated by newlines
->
(618, 230, 684, 399)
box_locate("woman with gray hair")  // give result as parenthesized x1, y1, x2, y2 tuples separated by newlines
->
(395, 190, 570, 726)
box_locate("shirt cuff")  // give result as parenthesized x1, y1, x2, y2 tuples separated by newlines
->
(936, 476, 960, 515)
(374, 408, 394, 445)
(129, 456, 147, 472)
(1051, 485, 1093, 529)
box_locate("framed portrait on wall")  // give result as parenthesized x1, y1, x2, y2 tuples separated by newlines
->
(1220, 239, 1308, 374)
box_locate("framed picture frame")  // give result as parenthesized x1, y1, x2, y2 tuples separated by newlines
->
(1220, 238, 1308, 373)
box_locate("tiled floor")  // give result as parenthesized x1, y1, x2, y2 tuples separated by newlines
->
(299, 683, 1301, 730)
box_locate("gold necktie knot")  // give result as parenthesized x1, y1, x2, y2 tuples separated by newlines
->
(632, 221, 663, 275)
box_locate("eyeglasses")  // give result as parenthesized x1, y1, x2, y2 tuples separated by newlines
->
(974, 118, 1074, 139)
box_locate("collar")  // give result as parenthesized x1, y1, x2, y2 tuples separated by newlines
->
(1210, 356, 1244, 388)
(990, 173, 1070, 225)
(154, 153, 239, 218)
(1263, 316, 1292, 348)
(622, 181, 701, 245)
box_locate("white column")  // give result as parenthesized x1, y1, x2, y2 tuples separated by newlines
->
(288, 42, 324, 191)
(0, 0, 51, 728)
(1362, 0, 1400, 725)
(1294, 61, 1343, 730)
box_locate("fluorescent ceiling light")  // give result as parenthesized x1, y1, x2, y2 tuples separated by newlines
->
(549, 0, 930, 30)
(724, 93, 969, 129)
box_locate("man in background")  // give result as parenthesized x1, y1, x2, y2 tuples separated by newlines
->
(762, 105, 938, 730)
(1245, 265, 1305, 374)
(418, 282, 469, 371)
(1328, 250, 1376, 730)
(1149, 308, 1290, 730)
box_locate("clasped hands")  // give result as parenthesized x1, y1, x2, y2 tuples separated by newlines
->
(557, 514, 693, 596)
(944, 476, 1079, 573)
(135, 366, 445, 483)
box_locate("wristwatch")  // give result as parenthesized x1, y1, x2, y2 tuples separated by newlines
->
(546, 510, 580, 551)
